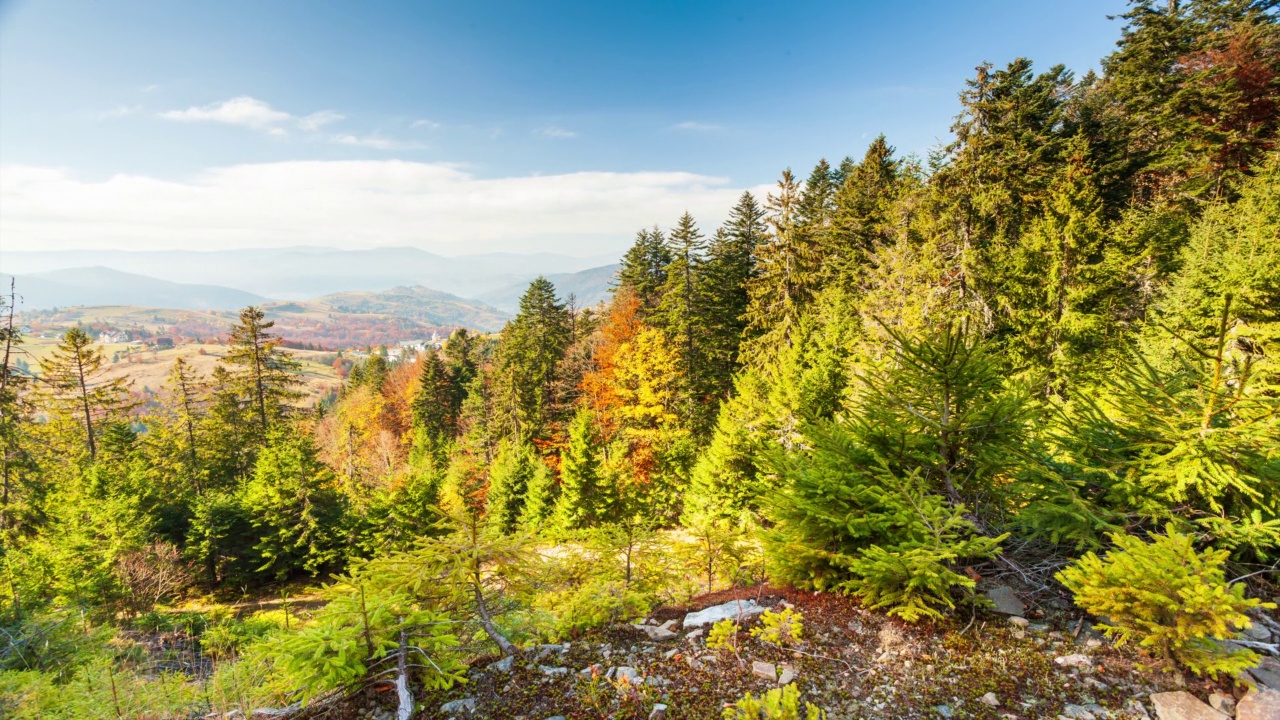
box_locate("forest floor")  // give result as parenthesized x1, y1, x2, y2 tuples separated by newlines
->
(295, 584, 1278, 720)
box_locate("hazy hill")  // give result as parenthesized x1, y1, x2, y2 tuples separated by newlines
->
(3, 267, 266, 311)
(0, 247, 618, 300)
(478, 263, 619, 312)
(270, 286, 509, 333)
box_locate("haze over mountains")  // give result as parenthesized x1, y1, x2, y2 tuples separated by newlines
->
(2, 246, 617, 300)
(1, 246, 619, 327)
(0, 267, 267, 312)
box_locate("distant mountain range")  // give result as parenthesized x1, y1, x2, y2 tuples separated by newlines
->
(270, 286, 509, 333)
(2, 250, 619, 334)
(2, 267, 266, 311)
(478, 264, 619, 312)
(0, 246, 617, 300)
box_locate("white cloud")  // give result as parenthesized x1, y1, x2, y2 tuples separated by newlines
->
(159, 97, 357, 136)
(411, 119, 441, 130)
(331, 134, 423, 150)
(0, 161, 770, 254)
(299, 110, 345, 131)
(537, 126, 578, 139)
(672, 121, 722, 132)
(160, 96, 292, 131)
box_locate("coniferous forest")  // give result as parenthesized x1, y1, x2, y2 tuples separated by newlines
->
(2, 2, 1280, 718)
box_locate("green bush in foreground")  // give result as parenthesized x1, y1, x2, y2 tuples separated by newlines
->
(1057, 525, 1272, 678)
(723, 685, 826, 720)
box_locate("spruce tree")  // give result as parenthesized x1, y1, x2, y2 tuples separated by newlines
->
(745, 169, 819, 350)
(484, 439, 536, 535)
(615, 227, 672, 313)
(553, 406, 609, 530)
(653, 212, 714, 433)
(39, 328, 132, 460)
(702, 193, 765, 398)
(243, 427, 348, 580)
(223, 306, 303, 436)
(491, 278, 572, 442)
(412, 351, 457, 456)
(162, 357, 208, 494)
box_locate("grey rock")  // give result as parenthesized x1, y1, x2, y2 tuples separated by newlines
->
(682, 599, 766, 628)
(684, 655, 703, 670)
(685, 628, 704, 641)
(1250, 657, 1280, 690)
(578, 663, 604, 678)
(1125, 700, 1153, 720)
(544, 716, 567, 720)
(1009, 616, 1030, 628)
(649, 704, 669, 720)
(751, 660, 777, 681)
(632, 622, 675, 638)
(1244, 623, 1273, 642)
(1237, 688, 1280, 720)
(615, 666, 641, 683)
(663, 648, 679, 659)
(1059, 705, 1097, 719)
(932, 705, 953, 718)
(778, 662, 797, 686)
(487, 655, 514, 673)
(984, 585, 1026, 615)
(440, 698, 476, 715)
(979, 692, 999, 707)
(539, 665, 569, 677)
(1055, 653, 1093, 668)
(1150, 691, 1230, 720)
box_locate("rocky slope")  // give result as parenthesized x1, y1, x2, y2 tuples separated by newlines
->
(297, 586, 1280, 720)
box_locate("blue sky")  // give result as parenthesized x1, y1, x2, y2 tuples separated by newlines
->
(0, 0, 1128, 256)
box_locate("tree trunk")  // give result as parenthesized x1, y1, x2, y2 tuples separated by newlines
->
(395, 621, 414, 720)
(75, 350, 97, 459)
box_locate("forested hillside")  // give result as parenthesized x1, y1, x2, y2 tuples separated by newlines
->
(2, 2, 1278, 718)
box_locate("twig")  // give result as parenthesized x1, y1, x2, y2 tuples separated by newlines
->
(1233, 640, 1278, 656)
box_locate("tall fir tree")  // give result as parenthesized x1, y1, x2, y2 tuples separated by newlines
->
(614, 227, 672, 313)
(223, 306, 304, 437)
(491, 278, 572, 442)
(39, 328, 132, 460)
(745, 169, 820, 351)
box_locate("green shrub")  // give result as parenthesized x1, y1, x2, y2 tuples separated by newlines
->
(723, 685, 826, 719)
(533, 578, 653, 640)
(751, 608, 803, 647)
(706, 618, 741, 661)
(1056, 525, 1272, 678)
(767, 428, 1005, 622)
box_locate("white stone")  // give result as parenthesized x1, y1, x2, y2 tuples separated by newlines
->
(649, 704, 669, 720)
(778, 662, 797, 686)
(1208, 693, 1235, 715)
(682, 599, 766, 628)
(1150, 691, 1230, 720)
(979, 692, 999, 707)
(1054, 654, 1093, 668)
(751, 660, 777, 681)
(635, 623, 678, 641)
